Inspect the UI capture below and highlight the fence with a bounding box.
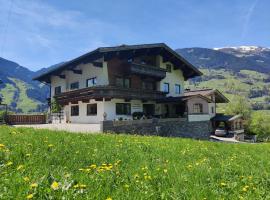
[6,114,46,125]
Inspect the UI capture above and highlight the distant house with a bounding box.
[34,43,239,139]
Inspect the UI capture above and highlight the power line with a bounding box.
[0,0,14,57]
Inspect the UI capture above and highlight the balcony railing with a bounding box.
[54,86,167,104]
[129,62,166,79]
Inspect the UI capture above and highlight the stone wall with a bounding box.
[101,118,213,140]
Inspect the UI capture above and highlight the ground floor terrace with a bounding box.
[51,96,216,124]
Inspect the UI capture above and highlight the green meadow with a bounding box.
[0,126,270,199]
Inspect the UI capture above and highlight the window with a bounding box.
[163,83,170,93]
[193,103,203,113]
[87,104,97,115]
[116,103,131,115]
[86,77,97,87]
[142,81,155,90]
[116,77,130,88]
[166,64,172,72]
[211,106,215,114]
[71,105,79,116]
[70,82,79,90]
[175,84,181,94]
[54,86,61,95]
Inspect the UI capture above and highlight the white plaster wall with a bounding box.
[158,56,185,97]
[51,75,67,96]
[50,61,109,97]
[208,103,216,118]
[65,100,105,124]
[188,114,212,122]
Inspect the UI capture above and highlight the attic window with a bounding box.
[166,64,172,72]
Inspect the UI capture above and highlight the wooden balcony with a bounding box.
[129,62,166,79]
[54,86,167,105]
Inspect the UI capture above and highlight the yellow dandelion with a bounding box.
[6,161,13,166]
[30,183,38,188]
[23,177,30,182]
[48,144,54,147]
[106,198,112,200]
[90,164,97,169]
[26,194,34,199]
[17,165,24,170]
[242,185,249,192]
[0,144,5,148]
[51,181,59,190]
[220,182,227,187]
[163,169,168,173]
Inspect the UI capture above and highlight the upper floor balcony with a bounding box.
[128,62,167,80]
[54,86,167,105]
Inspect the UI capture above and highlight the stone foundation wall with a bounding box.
[101,118,213,140]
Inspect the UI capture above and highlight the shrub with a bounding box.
[247,112,270,142]
[132,112,144,120]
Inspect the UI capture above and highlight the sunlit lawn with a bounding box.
[0,126,270,199]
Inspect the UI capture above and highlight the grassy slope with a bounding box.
[0,126,270,199]
[0,78,40,113]
[10,78,39,113]
[0,83,17,105]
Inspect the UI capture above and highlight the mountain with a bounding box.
[176,46,270,111]
[176,46,270,73]
[0,57,49,113]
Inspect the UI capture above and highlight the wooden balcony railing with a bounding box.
[54,86,167,104]
[129,62,167,79]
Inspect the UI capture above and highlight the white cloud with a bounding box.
[241,0,260,39]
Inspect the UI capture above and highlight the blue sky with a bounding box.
[0,0,269,71]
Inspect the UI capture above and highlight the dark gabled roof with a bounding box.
[33,43,202,83]
[212,114,243,122]
[184,88,229,103]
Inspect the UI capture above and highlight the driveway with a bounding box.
[14,123,101,133]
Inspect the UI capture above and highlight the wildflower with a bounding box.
[6,161,13,166]
[242,185,249,192]
[124,184,129,189]
[106,197,112,200]
[48,144,54,147]
[73,184,86,189]
[220,182,227,187]
[0,144,5,148]
[23,177,30,182]
[163,169,168,173]
[26,154,31,157]
[26,194,34,199]
[51,181,59,190]
[30,183,38,188]
[17,165,24,170]
[90,164,97,169]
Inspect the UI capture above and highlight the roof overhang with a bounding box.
[33,43,202,83]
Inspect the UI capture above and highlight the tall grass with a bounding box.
[0,126,270,199]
